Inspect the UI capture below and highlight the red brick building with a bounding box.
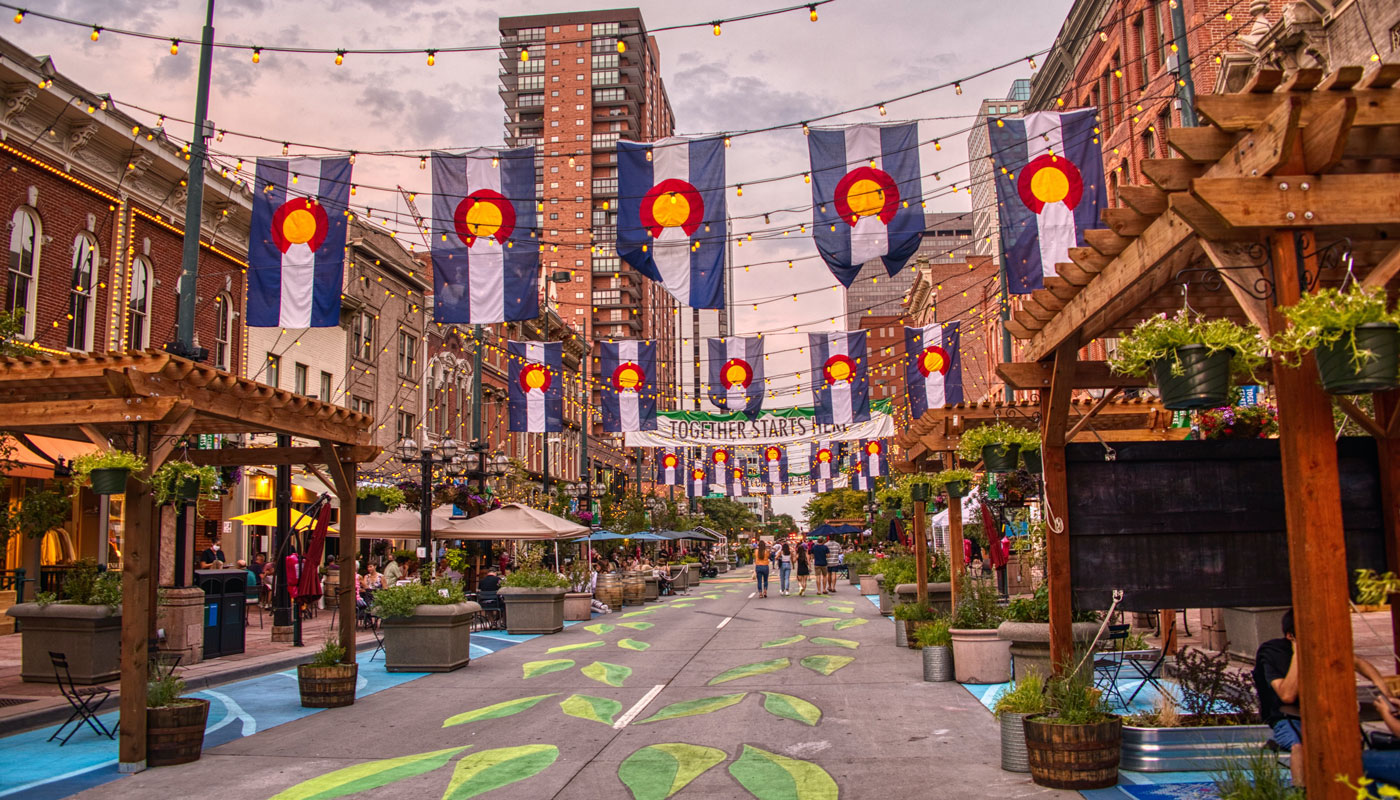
[859,315,906,404]
[906,255,1003,402]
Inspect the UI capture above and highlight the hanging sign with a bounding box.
[625,401,895,448]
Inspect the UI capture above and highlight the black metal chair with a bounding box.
[48,652,114,745]
[1092,624,1132,710]
[477,590,505,630]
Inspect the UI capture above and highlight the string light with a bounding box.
[348,151,357,164]
[335,50,344,65]
[713,22,722,36]
[420,156,427,169]
[89,25,100,41]
[802,123,810,135]
[878,104,886,116]
[617,39,625,54]
[808,4,818,22]
[736,184,743,197]
[169,39,179,55]
[954,82,962,95]
[427,50,437,66]
[281,142,289,156]
[12,10,22,24]
[519,47,528,62]
[251,47,261,63]
[1027,56,1036,69]
[215,129,224,142]
[934,139,941,151]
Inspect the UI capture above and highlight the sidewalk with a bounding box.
[0,604,378,736]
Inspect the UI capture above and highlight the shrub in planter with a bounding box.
[932,468,976,499]
[993,669,1046,773]
[950,580,1010,684]
[893,601,938,648]
[1110,313,1265,410]
[298,637,356,708]
[372,579,478,673]
[151,461,218,505]
[914,617,954,682]
[7,559,122,683]
[500,551,572,635]
[355,485,406,514]
[146,670,209,767]
[958,422,1041,472]
[1271,283,1400,394]
[69,449,147,497]
[1024,670,1121,790]
[844,552,873,585]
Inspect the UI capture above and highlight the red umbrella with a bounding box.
[297,502,332,600]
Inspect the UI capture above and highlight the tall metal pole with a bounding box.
[542,434,551,499]
[999,246,1014,402]
[471,326,483,445]
[172,0,216,357]
[419,454,432,584]
[1169,0,1198,127]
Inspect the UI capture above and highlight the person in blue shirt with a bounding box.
[810,539,830,595]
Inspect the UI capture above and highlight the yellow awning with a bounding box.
[229,507,336,532]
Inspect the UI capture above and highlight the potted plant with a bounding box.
[993,668,1046,773]
[1271,283,1400,394]
[883,550,953,615]
[356,485,406,515]
[1110,313,1265,410]
[932,468,976,499]
[146,668,209,767]
[69,449,147,496]
[151,461,218,505]
[500,544,571,634]
[6,559,120,684]
[949,579,1010,684]
[297,637,356,708]
[997,585,1102,682]
[914,617,954,682]
[1021,441,1042,474]
[371,578,480,672]
[1024,669,1122,790]
[845,551,873,586]
[563,560,594,621]
[958,421,1041,473]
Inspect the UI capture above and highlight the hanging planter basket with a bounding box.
[357,496,389,515]
[88,468,130,496]
[1315,323,1400,395]
[1151,345,1234,410]
[1021,450,1042,474]
[176,477,202,502]
[945,480,970,498]
[982,444,1021,473]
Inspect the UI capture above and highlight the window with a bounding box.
[396,411,416,442]
[1143,128,1156,159]
[294,362,309,395]
[319,371,332,403]
[591,53,619,70]
[516,26,545,41]
[519,93,544,107]
[126,256,151,350]
[518,75,544,90]
[1136,17,1150,87]
[398,331,417,377]
[592,70,619,86]
[68,233,98,351]
[5,207,39,339]
[211,293,233,368]
[1154,1,1171,65]
[350,396,372,416]
[266,353,281,387]
[351,310,373,360]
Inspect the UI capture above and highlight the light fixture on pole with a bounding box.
[397,436,458,584]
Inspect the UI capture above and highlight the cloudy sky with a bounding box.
[11,0,1073,520]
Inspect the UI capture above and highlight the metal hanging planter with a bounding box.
[1151,345,1235,410]
[176,477,202,502]
[1315,323,1400,395]
[1021,449,1042,474]
[88,468,130,496]
[357,496,388,515]
[982,444,1021,473]
[945,480,971,498]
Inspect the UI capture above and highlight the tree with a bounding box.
[0,481,72,555]
[763,514,796,535]
[803,488,867,529]
[0,310,36,357]
[697,498,758,535]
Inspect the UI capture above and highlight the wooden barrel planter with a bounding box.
[1023,715,1122,790]
[298,663,357,708]
[146,698,210,767]
[595,572,623,609]
[623,574,646,606]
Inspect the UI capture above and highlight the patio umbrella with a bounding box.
[626,532,668,541]
[833,524,863,535]
[350,505,458,539]
[296,503,333,600]
[579,530,629,541]
[230,506,336,533]
[806,523,836,539]
[665,530,717,542]
[434,503,590,541]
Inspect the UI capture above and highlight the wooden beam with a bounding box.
[186,445,381,467]
[1042,342,1077,675]
[0,397,179,427]
[77,424,110,451]
[1317,66,1366,92]
[1065,388,1122,442]
[1243,68,1284,93]
[1196,87,1399,131]
[1117,184,1169,216]
[1302,96,1358,174]
[319,442,359,665]
[1031,288,1065,313]
[118,424,153,771]
[149,404,197,473]
[1043,277,1080,302]
[1103,207,1152,237]
[1006,318,1036,340]
[1359,63,1400,90]
[1167,193,1244,241]
[1056,261,1093,287]
[1084,228,1132,257]
[1366,244,1400,290]
[1068,247,1112,271]
[1337,397,1386,439]
[1166,126,1236,162]
[1276,67,1324,93]
[1374,392,1400,672]
[1014,311,1046,332]
[996,360,1147,390]
[1190,174,1400,229]
[1141,158,1205,191]
[1199,239,1273,334]
[1018,296,1055,323]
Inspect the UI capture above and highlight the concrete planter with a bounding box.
[380,602,481,673]
[997,621,1103,682]
[1221,606,1290,662]
[687,563,701,585]
[858,574,880,595]
[1121,720,1272,772]
[6,602,121,684]
[501,587,567,634]
[563,592,593,621]
[894,582,954,616]
[950,627,1012,684]
[877,578,893,616]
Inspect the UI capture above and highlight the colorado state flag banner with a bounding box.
[707,336,763,416]
[809,331,870,425]
[808,122,924,287]
[248,157,352,327]
[430,147,539,323]
[687,464,708,498]
[617,136,726,309]
[762,445,789,494]
[851,461,872,491]
[811,440,842,480]
[508,340,562,433]
[860,439,886,479]
[657,449,683,486]
[725,464,747,497]
[600,340,657,432]
[988,109,1106,293]
[904,323,963,417]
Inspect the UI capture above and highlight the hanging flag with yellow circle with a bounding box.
[809,331,869,425]
[600,339,657,432]
[508,340,562,433]
[707,336,763,417]
[247,157,352,327]
[904,322,963,418]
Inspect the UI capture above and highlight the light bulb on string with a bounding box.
[281,142,289,155]
[954,82,962,95]
[252,47,261,63]
[617,39,625,53]
[427,50,437,66]
[348,151,357,165]
[89,26,101,41]
[420,156,427,169]
[170,39,180,55]
[335,50,344,65]
[878,104,887,116]
[12,11,22,23]
[809,4,818,21]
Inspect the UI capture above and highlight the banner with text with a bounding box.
[624,401,896,449]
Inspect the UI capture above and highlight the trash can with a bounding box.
[195,569,248,658]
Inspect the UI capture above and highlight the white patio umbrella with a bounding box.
[434,503,590,541]
[350,504,461,539]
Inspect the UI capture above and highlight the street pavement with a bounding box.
[63,570,1079,799]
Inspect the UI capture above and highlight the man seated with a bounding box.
[477,569,502,593]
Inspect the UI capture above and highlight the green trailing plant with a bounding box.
[356,485,407,511]
[993,669,1047,718]
[1039,666,1114,725]
[930,468,976,489]
[1005,584,1099,624]
[1271,284,1399,368]
[1215,746,1302,799]
[913,617,952,647]
[57,559,122,608]
[309,637,347,668]
[370,578,465,619]
[147,669,195,708]
[151,461,218,505]
[1110,313,1266,380]
[892,601,938,621]
[950,579,1005,630]
[68,449,147,497]
[957,421,1041,463]
[1354,568,1400,606]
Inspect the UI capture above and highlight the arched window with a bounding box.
[6,207,40,339]
[126,257,151,350]
[68,233,98,351]
[214,293,232,370]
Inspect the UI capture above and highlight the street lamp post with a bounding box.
[397,436,459,584]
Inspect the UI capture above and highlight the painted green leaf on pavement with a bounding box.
[622,609,655,618]
[760,692,822,726]
[560,693,622,725]
[581,661,632,687]
[707,658,790,685]
[618,743,727,800]
[797,617,840,627]
[827,606,854,613]
[760,635,805,648]
[618,638,651,651]
[728,744,838,800]
[547,640,605,654]
[809,637,859,650]
[442,744,559,800]
[269,746,468,800]
[670,602,694,608]
[799,655,854,676]
[804,599,825,605]
[584,623,615,635]
[636,693,746,724]
[832,618,869,630]
[618,621,654,631]
[522,659,574,679]
[442,694,556,728]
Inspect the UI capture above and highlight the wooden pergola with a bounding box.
[996,64,1400,796]
[0,351,378,772]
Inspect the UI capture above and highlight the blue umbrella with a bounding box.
[627,532,669,541]
[580,530,628,541]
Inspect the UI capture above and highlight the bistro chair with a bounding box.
[48,652,114,746]
[1092,624,1132,710]
[245,583,263,629]
[476,590,505,630]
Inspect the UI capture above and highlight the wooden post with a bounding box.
[1043,342,1077,674]
[913,496,928,608]
[948,494,965,611]
[1269,227,1362,795]
[1374,391,1400,673]
[319,443,359,665]
[118,424,154,772]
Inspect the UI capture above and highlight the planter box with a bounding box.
[894,582,953,616]
[564,592,593,621]
[1121,721,1272,772]
[298,663,357,708]
[501,587,567,634]
[950,627,1012,684]
[858,574,880,595]
[380,602,481,673]
[687,564,701,585]
[6,602,121,684]
[1221,606,1290,662]
[997,621,1102,682]
[643,576,659,601]
[147,698,210,767]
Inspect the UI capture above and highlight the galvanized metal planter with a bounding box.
[1000,712,1031,773]
[923,645,953,681]
[893,619,906,648]
[1120,722,1272,772]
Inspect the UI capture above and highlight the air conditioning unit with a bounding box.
[1166,52,1180,73]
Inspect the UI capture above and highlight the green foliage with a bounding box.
[59,559,122,607]
[1214,746,1302,799]
[950,579,1004,630]
[0,308,36,356]
[371,578,465,619]
[68,449,147,497]
[1041,666,1114,725]
[34,590,56,607]
[502,542,570,589]
[892,602,937,621]
[151,461,219,505]
[1110,313,1266,380]
[697,497,758,534]
[994,669,1047,718]
[957,421,1042,463]
[1006,584,1099,624]
[930,468,975,488]
[147,670,188,708]
[309,637,346,667]
[0,483,72,554]
[1354,569,1400,606]
[1174,646,1258,719]
[879,548,949,592]
[913,617,952,647]
[762,513,797,535]
[802,488,866,529]
[1271,284,1399,367]
[844,551,874,577]
[357,485,407,510]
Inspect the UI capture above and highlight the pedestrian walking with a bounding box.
[795,545,810,596]
[754,541,770,598]
[811,537,830,594]
[778,542,793,596]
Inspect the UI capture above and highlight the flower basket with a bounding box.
[1151,345,1234,410]
[982,444,1021,473]
[1021,449,1042,474]
[357,496,388,515]
[945,480,970,498]
[176,477,202,502]
[1315,322,1400,394]
[88,468,130,496]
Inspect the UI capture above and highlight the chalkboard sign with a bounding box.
[1066,437,1385,611]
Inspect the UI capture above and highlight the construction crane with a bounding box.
[397,185,432,251]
